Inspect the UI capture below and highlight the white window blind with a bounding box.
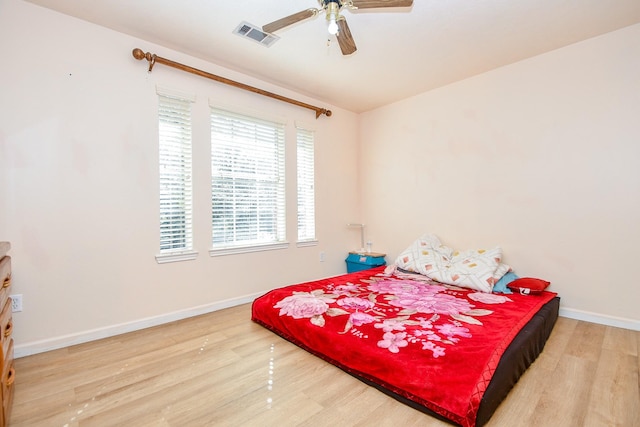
[297,127,316,243]
[210,108,286,251]
[158,93,194,256]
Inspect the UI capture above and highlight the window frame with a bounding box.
[155,87,198,264]
[208,105,288,256]
[296,125,317,247]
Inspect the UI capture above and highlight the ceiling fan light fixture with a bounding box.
[326,1,341,35]
[328,16,339,34]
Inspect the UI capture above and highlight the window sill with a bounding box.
[155,250,199,264]
[209,242,289,257]
[296,239,318,248]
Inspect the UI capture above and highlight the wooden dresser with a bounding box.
[0,242,14,427]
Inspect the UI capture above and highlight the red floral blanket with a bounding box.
[252,267,557,427]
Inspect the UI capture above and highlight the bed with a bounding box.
[252,236,559,427]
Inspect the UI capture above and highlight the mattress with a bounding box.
[252,266,559,426]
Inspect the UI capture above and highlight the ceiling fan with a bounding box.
[262,0,414,55]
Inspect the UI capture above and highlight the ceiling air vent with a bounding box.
[233,22,279,47]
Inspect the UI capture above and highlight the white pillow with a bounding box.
[395,234,509,293]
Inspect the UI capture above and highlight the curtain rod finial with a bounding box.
[132,48,146,60]
[316,109,332,118]
[132,48,156,72]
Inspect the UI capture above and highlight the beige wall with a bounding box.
[0,1,362,355]
[2,1,638,356]
[359,24,640,326]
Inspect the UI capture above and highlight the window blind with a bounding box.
[158,94,194,254]
[210,108,286,249]
[297,128,316,242]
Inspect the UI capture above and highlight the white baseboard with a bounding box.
[559,307,640,331]
[15,296,639,358]
[14,292,264,358]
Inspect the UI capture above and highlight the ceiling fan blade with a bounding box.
[263,8,318,33]
[350,0,413,8]
[336,18,357,55]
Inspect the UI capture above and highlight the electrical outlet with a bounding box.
[10,294,23,312]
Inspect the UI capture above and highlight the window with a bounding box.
[296,126,316,244]
[156,90,197,263]
[210,108,286,254]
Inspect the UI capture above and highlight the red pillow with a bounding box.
[507,277,550,295]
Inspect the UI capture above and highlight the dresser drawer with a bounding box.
[0,257,10,312]
[0,301,11,365]
[1,339,14,426]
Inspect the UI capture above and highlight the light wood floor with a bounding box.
[9,304,640,427]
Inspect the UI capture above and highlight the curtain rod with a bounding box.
[132,48,331,119]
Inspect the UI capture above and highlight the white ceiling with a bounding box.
[24,0,640,113]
